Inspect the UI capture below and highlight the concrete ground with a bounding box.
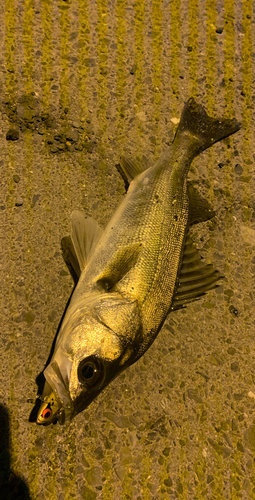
[0,0,255,499]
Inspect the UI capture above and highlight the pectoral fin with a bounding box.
[171,234,222,310]
[96,242,143,290]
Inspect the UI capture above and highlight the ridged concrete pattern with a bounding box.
[0,1,255,499]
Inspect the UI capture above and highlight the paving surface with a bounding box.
[0,0,255,499]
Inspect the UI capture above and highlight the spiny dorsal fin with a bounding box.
[171,233,222,310]
[96,242,143,290]
[71,211,103,272]
[188,183,215,225]
[119,156,149,185]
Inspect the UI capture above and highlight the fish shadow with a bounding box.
[29,237,78,423]
[0,404,31,499]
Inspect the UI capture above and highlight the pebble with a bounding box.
[31,194,40,208]
[234,163,243,175]
[240,225,255,246]
[170,117,180,125]
[15,197,23,207]
[66,129,79,142]
[6,128,19,141]
[136,111,147,122]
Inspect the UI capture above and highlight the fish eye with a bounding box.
[78,356,103,387]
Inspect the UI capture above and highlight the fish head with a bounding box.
[37,294,141,425]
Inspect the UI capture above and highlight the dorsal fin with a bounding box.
[171,233,222,310]
[71,211,103,272]
[118,156,149,187]
[188,183,215,225]
[96,242,143,290]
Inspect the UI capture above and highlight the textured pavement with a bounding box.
[0,0,255,499]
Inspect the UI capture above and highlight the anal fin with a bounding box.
[171,233,222,311]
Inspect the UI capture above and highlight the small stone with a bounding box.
[13,174,20,183]
[229,305,238,316]
[162,447,170,457]
[227,346,236,355]
[231,362,239,372]
[31,194,40,208]
[237,441,244,452]
[233,392,245,401]
[66,129,79,142]
[240,225,255,246]
[54,133,66,143]
[170,117,180,125]
[136,111,147,122]
[164,477,173,487]
[94,446,104,460]
[216,27,223,34]
[35,438,43,449]
[207,475,214,484]
[80,486,96,500]
[15,197,23,207]
[235,163,243,175]
[187,388,203,403]
[83,141,94,153]
[48,310,58,322]
[6,128,19,141]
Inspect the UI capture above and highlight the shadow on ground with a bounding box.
[0,404,31,500]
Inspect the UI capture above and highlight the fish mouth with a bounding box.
[42,356,74,425]
[36,390,63,426]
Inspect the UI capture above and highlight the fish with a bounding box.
[36,98,240,425]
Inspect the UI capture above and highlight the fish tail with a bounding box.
[175,98,240,153]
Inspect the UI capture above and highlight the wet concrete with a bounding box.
[0,0,255,498]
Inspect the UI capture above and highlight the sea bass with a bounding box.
[36,98,240,425]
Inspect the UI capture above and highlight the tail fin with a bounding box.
[174,98,240,152]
